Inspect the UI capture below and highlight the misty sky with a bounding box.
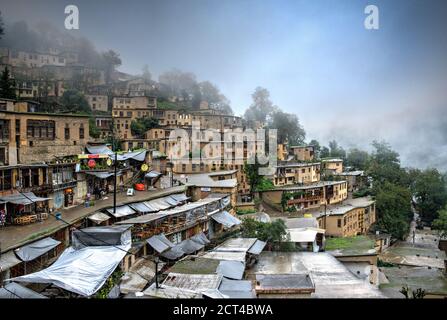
[1,0,447,171]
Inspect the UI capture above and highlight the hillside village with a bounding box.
[0,20,447,299]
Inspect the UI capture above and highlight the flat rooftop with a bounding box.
[271,180,347,191]
[247,251,385,298]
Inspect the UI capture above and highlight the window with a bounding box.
[79,124,85,139]
[26,120,55,140]
[65,124,70,140]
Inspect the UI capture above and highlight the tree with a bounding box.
[102,50,121,84]
[268,110,305,145]
[433,205,447,239]
[328,140,346,159]
[241,218,288,244]
[199,81,233,115]
[320,146,330,158]
[244,87,275,124]
[130,117,158,138]
[346,148,370,170]
[368,140,408,188]
[0,67,16,99]
[308,139,321,157]
[89,118,100,139]
[60,89,91,114]
[375,181,412,240]
[412,169,447,223]
[0,11,4,39]
[244,161,262,197]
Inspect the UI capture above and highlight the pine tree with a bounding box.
[0,67,16,100]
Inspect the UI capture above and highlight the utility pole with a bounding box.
[111,120,118,214]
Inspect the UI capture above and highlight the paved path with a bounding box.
[0,186,186,253]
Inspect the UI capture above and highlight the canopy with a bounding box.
[128,202,157,213]
[116,213,167,225]
[248,240,267,255]
[146,234,174,253]
[88,212,111,224]
[145,171,162,179]
[72,225,132,249]
[116,150,147,162]
[86,144,113,155]
[216,260,245,280]
[85,172,116,179]
[210,211,242,228]
[190,232,210,246]
[0,282,47,299]
[0,250,21,271]
[15,237,61,262]
[145,198,173,211]
[160,246,184,260]
[106,205,136,218]
[175,239,204,254]
[11,245,129,297]
[0,192,51,205]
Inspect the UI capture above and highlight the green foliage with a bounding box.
[244,87,275,124]
[60,89,91,114]
[281,191,304,211]
[411,169,447,223]
[0,67,16,99]
[346,148,370,170]
[328,140,346,159]
[256,177,275,191]
[375,182,412,240]
[353,188,372,198]
[241,218,288,243]
[236,209,257,215]
[89,118,100,138]
[130,117,159,138]
[400,285,426,299]
[433,205,447,238]
[320,146,330,158]
[268,110,306,145]
[95,268,123,299]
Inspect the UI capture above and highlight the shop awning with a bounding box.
[11,245,129,297]
[0,192,51,205]
[88,212,111,224]
[15,237,61,262]
[145,171,162,179]
[145,198,173,211]
[72,225,132,249]
[106,205,136,218]
[0,282,47,299]
[146,234,174,253]
[247,240,267,255]
[128,202,158,213]
[0,250,21,271]
[176,239,204,254]
[210,211,242,229]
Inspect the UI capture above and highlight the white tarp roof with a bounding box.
[15,237,61,262]
[88,212,111,224]
[116,150,147,162]
[0,282,47,299]
[287,228,318,243]
[210,211,241,228]
[0,250,21,270]
[11,245,129,297]
[145,171,162,179]
[106,205,136,218]
[218,278,255,298]
[86,144,113,155]
[0,192,51,205]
